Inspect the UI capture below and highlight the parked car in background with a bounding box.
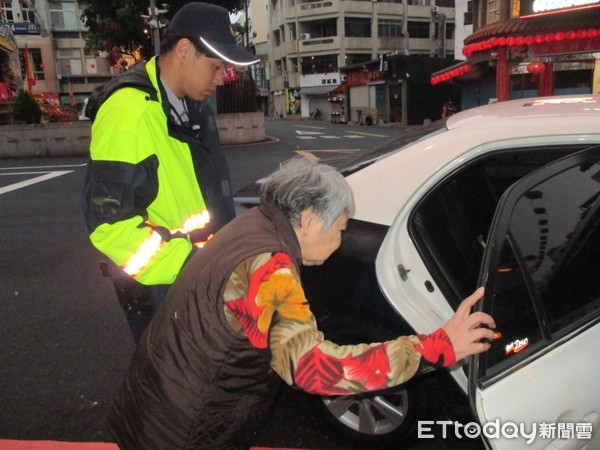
[235,94,600,449]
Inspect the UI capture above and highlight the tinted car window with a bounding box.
[479,148,600,380]
[409,145,589,309]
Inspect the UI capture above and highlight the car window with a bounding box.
[477,147,600,381]
[409,145,589,310]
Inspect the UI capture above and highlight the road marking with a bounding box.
[342,135,366,139]
[296,125,327,130]
[295,130,324,135]
[347,130,389,138]
[0,163,86,171]
[0,170,73,195]
[297,136,317,140]
[295,149,360,161]
[320,136,341,139]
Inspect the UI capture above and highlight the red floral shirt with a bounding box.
[224,252,455,395]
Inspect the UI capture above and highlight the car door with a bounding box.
[469,146,600,450]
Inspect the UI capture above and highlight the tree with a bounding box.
[82,0,248,62]
[12,89,42,124]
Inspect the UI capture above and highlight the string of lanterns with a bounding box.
[430,27,600,85]
[431,63,472,85]
[462,28,600,58]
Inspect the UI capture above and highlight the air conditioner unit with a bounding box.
[432,5,439,12]
[300,33,311,40]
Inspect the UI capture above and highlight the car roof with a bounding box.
[346,94,600,225]
[447,95,600,130]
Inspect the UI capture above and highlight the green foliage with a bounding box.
[12,89,42,124]
[82,0,248,61]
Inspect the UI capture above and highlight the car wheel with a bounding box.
[315,315,442,446]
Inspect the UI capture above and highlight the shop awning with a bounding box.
[299,85,338,96]
[0,36,15,53]
[430,61,472,85]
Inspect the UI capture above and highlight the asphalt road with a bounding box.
[0,119,481,449]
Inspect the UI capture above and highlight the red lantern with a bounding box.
[90,63,96,69]
[527,61,545,74]
[120,59,128,68]
[40,63,45,69]
[66,63,71,68]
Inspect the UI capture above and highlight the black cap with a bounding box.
[165,2,259,66]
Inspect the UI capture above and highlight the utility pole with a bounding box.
[149,0,160,55]
[142,0,168,55]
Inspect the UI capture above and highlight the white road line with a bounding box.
[0,171,73,195]
[0,163,86,171]
[320,136,341,139]
[297,136,317,140]
[343,135,366,139]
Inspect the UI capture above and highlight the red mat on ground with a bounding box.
[0,442,118,450]
[0,442,304,450]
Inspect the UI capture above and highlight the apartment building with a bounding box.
[265,0,457,122]
[1,0,113,107]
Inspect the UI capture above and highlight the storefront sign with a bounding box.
[347,68,382,86]
[520,0,600,17]
[7,22,41,35]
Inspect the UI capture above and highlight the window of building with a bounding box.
[486,0,501,23]
[289,22,296,41]
[302,54,337,74]
[20,0,36,22]
[279,25,285,42]
[19,47,45,81]
[407,20,430,38]
[48,1,85,31]
[273,28,281,46]
[378,19,402,38]
[57,48,83,75]
[1,1,15,21]
[345,17,371,37]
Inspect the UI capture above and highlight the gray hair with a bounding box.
[260,157,355,230]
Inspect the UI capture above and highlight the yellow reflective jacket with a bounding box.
[82,57,235,285]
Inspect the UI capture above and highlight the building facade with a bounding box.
[266,0,458,123]
[1,0,114,109]
[432,0,600,107]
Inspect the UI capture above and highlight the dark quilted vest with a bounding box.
[109,203,302,449]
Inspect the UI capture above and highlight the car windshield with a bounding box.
[337,120,447,176]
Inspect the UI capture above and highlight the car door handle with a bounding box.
[544,411,599,450]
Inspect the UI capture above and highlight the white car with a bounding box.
[236,94,600,449]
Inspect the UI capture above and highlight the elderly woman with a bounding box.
[109,157,495,449]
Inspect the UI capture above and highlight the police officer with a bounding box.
[82,2,258,342]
